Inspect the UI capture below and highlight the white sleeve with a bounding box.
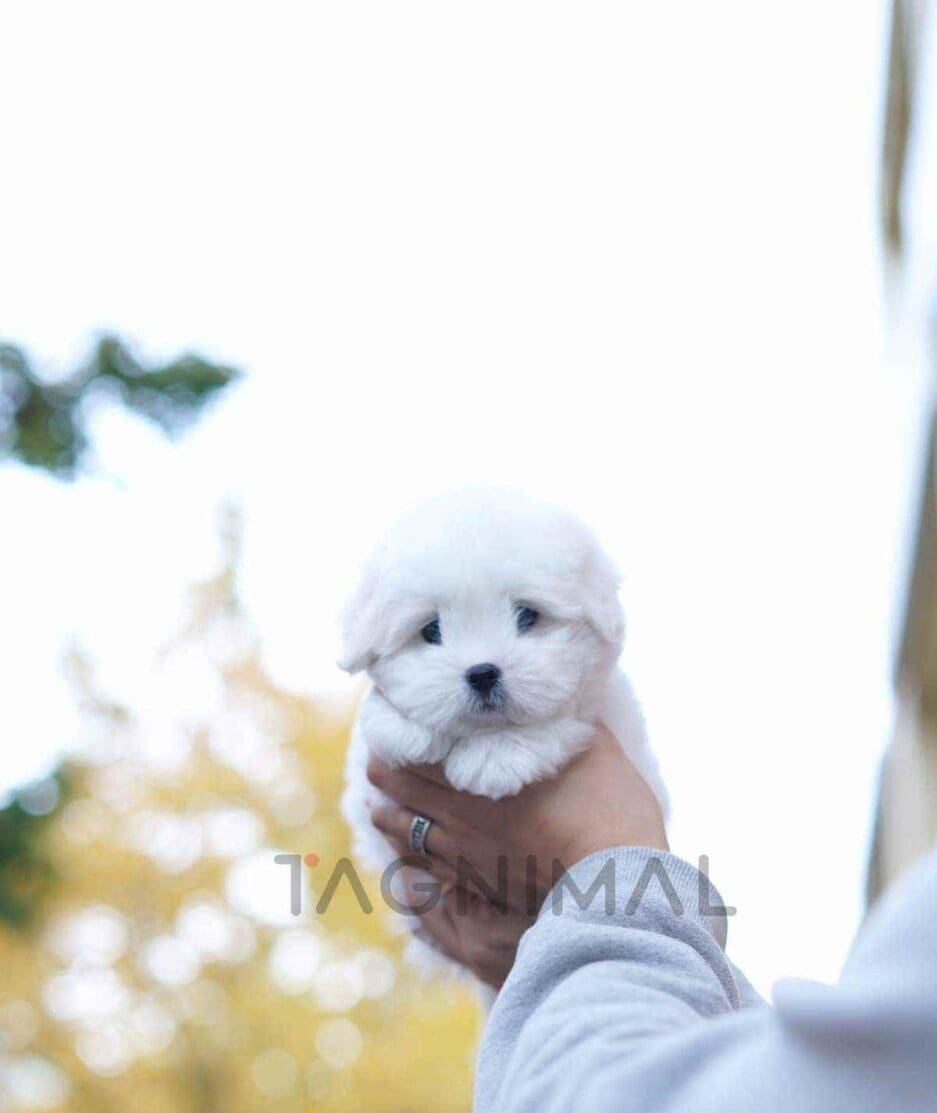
[475,845,937,1113]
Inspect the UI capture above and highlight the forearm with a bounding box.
[475,847,747,1111]
[476,847,937,1113]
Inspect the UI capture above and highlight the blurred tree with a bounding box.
[0,773,69,930]
[0,336,238,478]
[0,513,479,1112]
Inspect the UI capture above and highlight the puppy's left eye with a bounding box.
[421,617,442,645]
[515,605,540,634]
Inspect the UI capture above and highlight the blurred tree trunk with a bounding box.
[869,0,937,904]
[882,0,914,256]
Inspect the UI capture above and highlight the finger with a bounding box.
[411,899,462,961]
[372,805,507,898]
[365,753,451,789]
[370,803,454,863]
[367,758,460,819]
[370,803,428,847]
[406,762,452,787]
[411,924,458,962]
[380,837,459,886]
[396,845,459,887]
[390,850,436,873]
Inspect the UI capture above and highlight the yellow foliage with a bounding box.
[0,521,480,1111]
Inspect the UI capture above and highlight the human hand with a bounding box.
[369,725,668,987]
[405,883,535,990]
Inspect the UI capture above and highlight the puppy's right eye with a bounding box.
[420,618,442,645]
[515,605,540,633]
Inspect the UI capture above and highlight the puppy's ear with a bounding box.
[580,545,626,648]
[338,558,385,675]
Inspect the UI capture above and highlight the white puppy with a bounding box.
[339,488,667,965]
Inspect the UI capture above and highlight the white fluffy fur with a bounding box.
[339,488,667,972]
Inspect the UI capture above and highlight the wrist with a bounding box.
[560,807,668,871]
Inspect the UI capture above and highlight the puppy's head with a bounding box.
[339,488,624,731]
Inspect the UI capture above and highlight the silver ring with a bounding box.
[408,814,433,856]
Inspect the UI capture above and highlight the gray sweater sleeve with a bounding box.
[474,845,937,1113]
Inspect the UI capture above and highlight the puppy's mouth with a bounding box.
[466,688,508,719]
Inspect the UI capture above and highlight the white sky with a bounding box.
[1,1,933,996]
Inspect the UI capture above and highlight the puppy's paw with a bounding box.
[443,720,594,800]
[446,760,528,800]
[360,689,449,766]
[443,736,534,799]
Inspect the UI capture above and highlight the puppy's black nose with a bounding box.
[466,663,501,696]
